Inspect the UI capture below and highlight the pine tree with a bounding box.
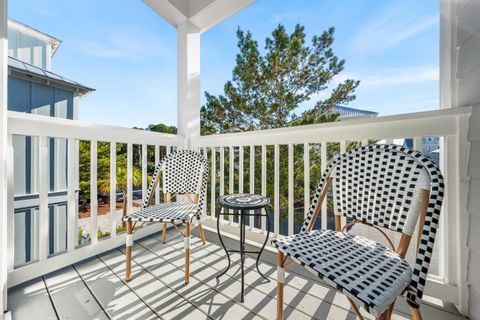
[201,24,359,135]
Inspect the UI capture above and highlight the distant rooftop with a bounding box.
[332,106,379,120]
[8,19,62,56]
[8,56,94,96]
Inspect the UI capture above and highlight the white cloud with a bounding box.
[331,66,438,88]
[76,27,172,61]
[361,66,439,87]
[350,5,437,54]
[270,11,302,23]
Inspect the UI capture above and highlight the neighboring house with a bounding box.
[331,106,378,121]
[403,137,440,165]
[7,19,94,266]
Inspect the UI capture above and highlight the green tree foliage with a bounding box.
[78,141,143,212]
[99,166,142,220]
[201,24,359,134]
[146,123,177,134]
[199,24,361,232]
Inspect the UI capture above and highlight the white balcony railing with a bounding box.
[191,107,471,305]
[5,107,471,308]
[6,111,183,286]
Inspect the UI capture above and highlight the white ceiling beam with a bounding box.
[144,0,256,33]
[189,0,255,33]
[142,0,187,28]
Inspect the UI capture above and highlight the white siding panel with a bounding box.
[468,177,480,215]
[456,0,480,47]
[468,107,480,142]
[457,64,480,107]
[468,214,480,256]
[456,0,480,316]
[457,33,480,79]
[469,285,480,320]
[468,250,480,289]
[468,141,480,178]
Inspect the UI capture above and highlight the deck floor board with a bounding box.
[43,265,109,320]
[8,228,467,320]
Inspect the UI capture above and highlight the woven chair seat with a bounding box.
[273,229,412,316]
[123,202,198,223]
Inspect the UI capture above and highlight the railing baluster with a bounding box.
[154,145,160,205]
[239,146,244,194]
[203,147,208,216]
[261,145,267,232]
[219,147,224,222]
[142,144,147,203]
[249,145,255,230]
[67,138,76,251]
[90,140,98,244]
[229,146,234,223]
[127,143,133,214]
[38,136,49,260]
[320,142,327,229]
[274,144,280,236]
[211,147,216,218]
[339,140,346,226]
[75,140,80,244]
[288,143,294,235]
[413,137,421,151]
[361,139,369,238]
[303,143,310,219]
[412,136,422,257]
[6,134,15,270]
[110,142,117,238]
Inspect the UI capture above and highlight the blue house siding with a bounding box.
[8,76,74,117]
[9,74,75,266]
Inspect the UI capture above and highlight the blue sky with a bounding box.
[9,0,439,128]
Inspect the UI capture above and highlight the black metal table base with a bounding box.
[216,208,271,303]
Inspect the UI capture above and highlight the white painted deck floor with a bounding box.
[8,227,466,320]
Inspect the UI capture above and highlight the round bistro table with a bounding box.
[215,193,271,303]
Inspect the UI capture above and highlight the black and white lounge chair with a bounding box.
[274,144,444,320]
[123,150,208,284]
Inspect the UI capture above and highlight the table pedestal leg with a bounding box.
[256,207,271,281]
[216,207,231,279]
[240,210,245,302]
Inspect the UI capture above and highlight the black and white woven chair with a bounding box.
[123,150,208,284]
[273,144,444,320]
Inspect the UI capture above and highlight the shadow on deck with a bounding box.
[8,227,466,320]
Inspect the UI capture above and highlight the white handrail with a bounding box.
[7,111,183,145]
[192,108,471,147]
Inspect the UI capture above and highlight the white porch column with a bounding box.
[0,0,8,317]
[177,21,200,146]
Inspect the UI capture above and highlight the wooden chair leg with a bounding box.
[277,251,285,320]
[162,223,167,244]
[198,222,207,245]
[347,297,364,320]
[410,305,422,320]
[387,300,395,319]
[184,221,191,284]
[125,221,133,281]
[377,310,389,320]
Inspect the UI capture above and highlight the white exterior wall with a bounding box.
[452,0,480,318]
[0,0,7,317]
[7,28,49,70]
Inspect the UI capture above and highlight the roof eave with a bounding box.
[8,65,95,96]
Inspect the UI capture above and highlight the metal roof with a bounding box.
[332,106,379,120]
[8,56,94,95]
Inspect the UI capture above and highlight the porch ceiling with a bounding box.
[143,0,256,32]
